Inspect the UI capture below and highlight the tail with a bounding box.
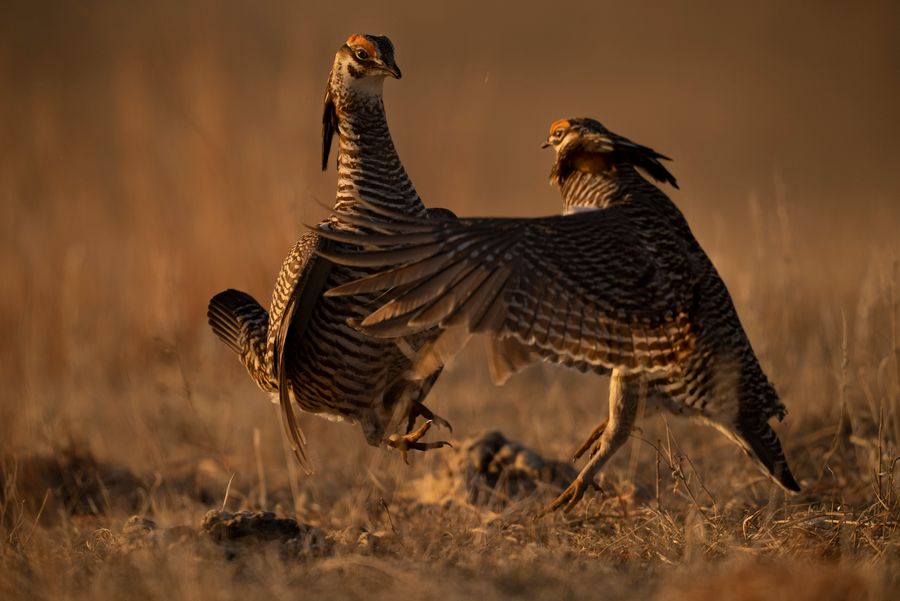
[738,419,801,492]
[207,289,269,358]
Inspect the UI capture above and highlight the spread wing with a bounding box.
[314,202,696,378]
[275,233,334,475]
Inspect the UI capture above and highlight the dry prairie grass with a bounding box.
[2,2,899,600]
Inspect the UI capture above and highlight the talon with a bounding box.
[572,418,608,462]
[384,420,452,464]
[540,477,593,516]
[407,402,453,434]
[431,413,453,433]
[405,418,432,443]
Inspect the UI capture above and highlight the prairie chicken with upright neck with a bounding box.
[316,117,800,511]
[207,34,453,474]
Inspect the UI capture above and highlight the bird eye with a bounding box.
[553,128,565,138]
[354,48,369,60]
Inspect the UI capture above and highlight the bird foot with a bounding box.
[384,420,452,464]
[540,475,600,516]
[428,412,452,432]
[406,402,453,434]
[572,418,608,462]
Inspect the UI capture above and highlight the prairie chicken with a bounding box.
[315,117,800,511]
[207,34,453,474]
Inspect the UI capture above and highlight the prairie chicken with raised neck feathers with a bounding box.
[315,117,800,511]
[207,34,454,474]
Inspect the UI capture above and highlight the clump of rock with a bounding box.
[408,431,578,508]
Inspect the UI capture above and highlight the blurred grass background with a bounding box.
[1,1,899,599]
[2,0,898,464]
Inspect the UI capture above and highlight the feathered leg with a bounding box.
[403,369,452,434]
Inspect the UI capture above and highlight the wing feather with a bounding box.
[275,235,334,475]
[317,206,696,373]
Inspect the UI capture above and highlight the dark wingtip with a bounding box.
[777,465,802,493]
[321,129,332,172]
[322,89,337,172]
[740,419,801,493]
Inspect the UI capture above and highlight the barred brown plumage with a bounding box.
[207,34,453,474]
[316,117,800,511]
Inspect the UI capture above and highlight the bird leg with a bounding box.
[405,401,453,435]
[383,420,451,464]
[543,371,642,515]
[572,418,608,462]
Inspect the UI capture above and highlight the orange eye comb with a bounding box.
[346,34,377,57]
[548,119,571,135]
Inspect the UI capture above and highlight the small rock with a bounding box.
[83,528,123,559]
[123,515,157,538]
[199,510,330,558]
[454,431,578,507]
[329,526,384,555]
[201,510,299,542]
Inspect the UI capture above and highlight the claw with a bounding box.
[540,476,594,516]
[430,413,453,432]
[384,420,452,464]
[406,402,453,434]
[572,418,608,462]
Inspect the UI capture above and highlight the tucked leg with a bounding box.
[544,370,643,514]
[395,368,452,435]
[405,400,453,435]
[384,420,452,464]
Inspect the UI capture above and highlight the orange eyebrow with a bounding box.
[549,119,571,135]
[346,34,378,57]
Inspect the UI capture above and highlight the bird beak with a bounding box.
[380,60,402,79]
[541,141,552,149]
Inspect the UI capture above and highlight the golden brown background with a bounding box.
[2,2,899,599]
[3,0,899,371]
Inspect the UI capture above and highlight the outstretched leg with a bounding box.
[571,379,673,462]
[544,370,643,514]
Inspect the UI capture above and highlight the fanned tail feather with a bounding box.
[207,289,268,356]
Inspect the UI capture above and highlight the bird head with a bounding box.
[330,34,402,95]
[543,117,677,189]
[542,118,609,152]
[543,118,611,184]
[322,34,402,170]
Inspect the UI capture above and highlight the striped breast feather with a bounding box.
[312,200,697,376]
